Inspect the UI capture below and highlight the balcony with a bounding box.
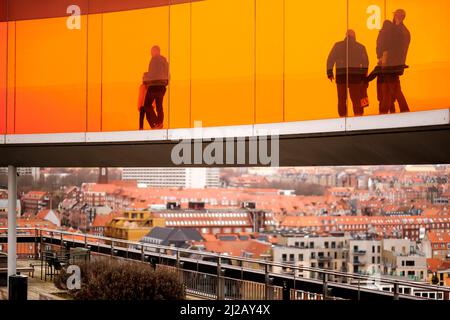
[317,256,332,262]
[353,250,366,255]
[353,260,366,266]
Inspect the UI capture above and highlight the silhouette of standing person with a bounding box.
[327,30,369,117]
[367,20,396,113]
[140,45,169,130]
[379,9,411,114]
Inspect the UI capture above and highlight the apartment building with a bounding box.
[421,231,450,260]
[151,202,275,234]
[382,239,427,281]
[121,168,220,189]
[273,235,426,281]
[273,235,349,278]
[104,210,166,245]
[347,239,382,275]
[21,191,50,214]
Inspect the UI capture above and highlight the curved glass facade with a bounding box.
[1,0,449,134]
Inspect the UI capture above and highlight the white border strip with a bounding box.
[254,118,345,136]
[86,129,167,143]
[5,132,86,144]
[3,109,449,144]
[168,125,254,140]
[346,109,450,131]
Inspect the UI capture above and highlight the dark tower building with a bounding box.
[98,167,109,184]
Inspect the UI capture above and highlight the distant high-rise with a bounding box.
[121,168,220,188]
[98,167,109,184]
[0,167,40,181]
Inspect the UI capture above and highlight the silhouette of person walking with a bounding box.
[138,45,169,130]
[373,9,411,114]
[327,30,369,117]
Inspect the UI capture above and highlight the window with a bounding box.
[310,242,314,249]
[405,260,415,267]
[299,254,304,262]
[372,257,375,264]
[377,246,381,253]
[311,252,316,259]
[289,254,295,261]
[282,254,287,261]
[324,242,329,249]
[372,246,375,253]
[331,242,336,249]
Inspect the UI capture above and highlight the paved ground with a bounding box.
[0,260,64,300]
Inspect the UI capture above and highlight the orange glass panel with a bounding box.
[384,0,450,112]
[86,13,103,132]
[285,0,347,121]
[190,0,254,128]
[5,21,15,134]
[169,2,191,129]
[101,7,169,132]
[255,0,284,124]
[0,22,6,134]
[14,16,87,134]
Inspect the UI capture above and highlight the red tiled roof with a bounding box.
[36,209,51,220]
[427,230,450,243]
[92,214,114,228]
[199,240,271,259]
[427,258,450,272]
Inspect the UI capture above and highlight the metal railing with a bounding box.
[1,227,450,300]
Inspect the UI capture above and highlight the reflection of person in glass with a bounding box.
[375,9,410,114]
[367,20,396,113]
[327,30,369,117]
[139,45,169,130]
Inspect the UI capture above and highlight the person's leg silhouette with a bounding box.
[337,83,348,117]
[144,86,158,128]
[393,76,409,112]
[154,86,167,128]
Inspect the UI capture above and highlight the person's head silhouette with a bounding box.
[346,29,356,41]
[393,9,406,25]
[151,45,161,57]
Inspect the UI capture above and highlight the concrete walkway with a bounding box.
[0,260,64,300]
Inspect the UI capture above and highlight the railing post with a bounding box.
[265,264,274,300]
[282,281,290,301]
[393,281,399,300]
[141,246,144,262]
[357,278,361,301]
[111,241,114,257]
[7,165,17,295]
[216,255,224,300]
[34,228,39,260]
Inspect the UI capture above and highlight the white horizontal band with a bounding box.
[1,109,449,145]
